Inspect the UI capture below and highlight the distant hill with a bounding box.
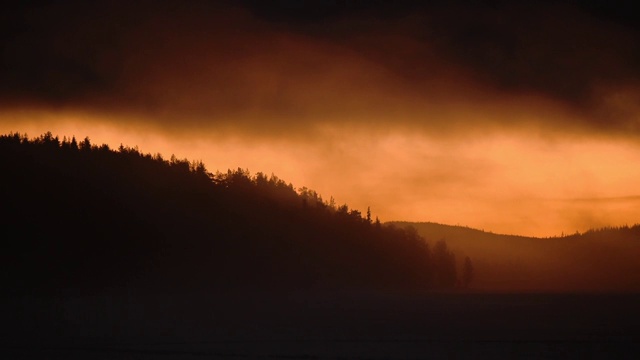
[390,221,640,292]
[0,132,459,295]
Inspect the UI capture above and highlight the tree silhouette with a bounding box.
[432,239,457,288]
[462,256,474,288]
[0,131,464,295]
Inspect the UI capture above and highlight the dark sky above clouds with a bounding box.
[2,0,639,136]
[2,0,640,236]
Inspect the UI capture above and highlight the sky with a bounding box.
[1,0,639,237]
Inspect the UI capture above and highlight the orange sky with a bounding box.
[1,1,639,237]
[3,107,639,237]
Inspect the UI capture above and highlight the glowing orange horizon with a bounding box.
[3,108,639,238]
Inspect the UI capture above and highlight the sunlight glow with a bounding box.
[3,108,639,237]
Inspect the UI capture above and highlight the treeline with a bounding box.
[0,132,461,295]
[399,221,640,292]
[558,225,640,241]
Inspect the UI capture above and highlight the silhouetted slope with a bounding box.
[0,132,458,295]
[392,221,640,292]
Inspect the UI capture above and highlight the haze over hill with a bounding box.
[3,131,638,295]
[392,221,640,292]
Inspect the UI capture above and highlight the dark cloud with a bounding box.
[426,2,640,102]
[2,0,639,137]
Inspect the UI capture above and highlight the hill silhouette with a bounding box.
[391,221,640,292]
[3,132,640,358]
[0,132,459,295]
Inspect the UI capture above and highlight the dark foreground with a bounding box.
[2,292,639,359]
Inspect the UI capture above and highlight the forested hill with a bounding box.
[392,221,640,292]
[0,132,459,295]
